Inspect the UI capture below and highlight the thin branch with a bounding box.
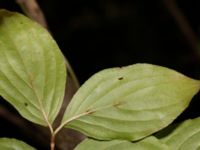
[163,0,198,51]
[65,58,80,89]
[16,0,48,28]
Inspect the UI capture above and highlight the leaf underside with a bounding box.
[75,136,169,150]
[158,117,200,150]
[0,138,36,150]
[62,63,200,141]
[0,9,66,126]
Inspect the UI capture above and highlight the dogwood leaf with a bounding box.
[159,117,200,150]
[75,136,169,150]
[0,10,66,126]
[0,138,36,150]
[61,63,200,140]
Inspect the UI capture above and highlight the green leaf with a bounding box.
[0,10,66,126]
[0,138,36,150]
[75,136,169,150]
[62,63,200,140]
[158,117,200,150]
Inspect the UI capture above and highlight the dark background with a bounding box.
[1,0,200,82]
[1,0,200,149]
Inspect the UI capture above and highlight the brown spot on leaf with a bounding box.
[113,101,124,107]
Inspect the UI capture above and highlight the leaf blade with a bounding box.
[0,138,36,150]
[75,136,169,150]
[0,9,66,126]
[62,63,200,140]
[158,117,200,150]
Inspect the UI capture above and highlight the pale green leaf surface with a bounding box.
[159,117,200,150]
[0,10,66,126]
[0,138,36,150]
[75,136,169,150]
[62,63,200,140]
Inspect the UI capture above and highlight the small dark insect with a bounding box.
[24,102,28,107]
[118,77,124,80]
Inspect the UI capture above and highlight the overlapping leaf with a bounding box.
[0,138,36,150]
[158,117,200,150]
[62,63,200,140]
[75,136,169,150]
[0,10,66,126]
